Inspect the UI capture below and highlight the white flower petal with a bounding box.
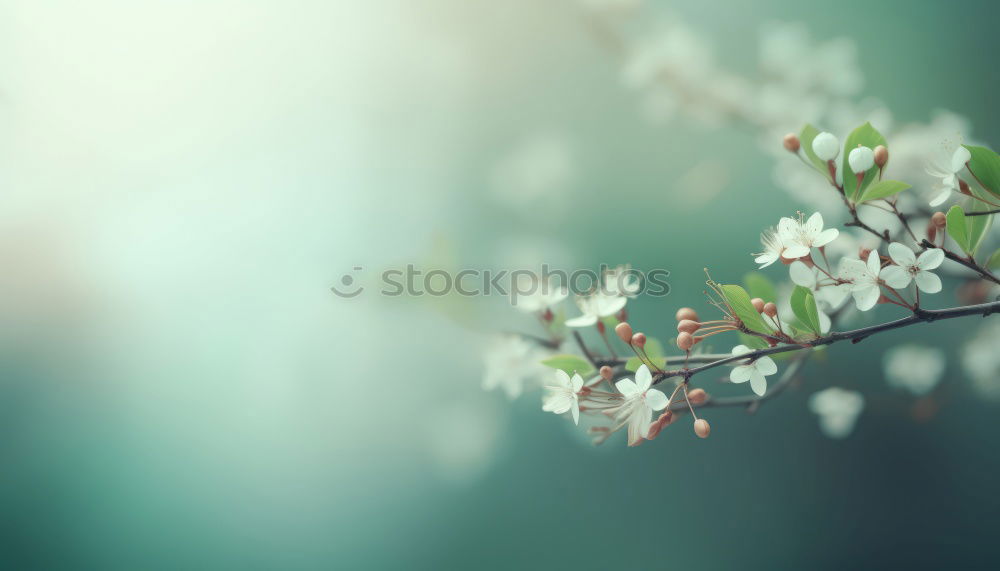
[880,265,911,289]
[783,244,810,259]
[730,365,752,383]
[750,373,767,396]
[645,388,669,411]
[616,378,639,397]
[887,242,916,266]
[731,345,751,356]
[914,270,942,294]
[789,261,816,288]
[635,365,652,391]
[929,188,951,207]
[917,248,945,270]
[951,146,971,171]
[814,228,840,247]
[755,356,778,376]
[854,285,880,311]
[555,369,571,388]
[571,402,580,425]
[571,373,584,392]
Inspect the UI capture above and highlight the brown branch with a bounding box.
[919,240,1000,285]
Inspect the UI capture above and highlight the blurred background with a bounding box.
[2,0,999,568]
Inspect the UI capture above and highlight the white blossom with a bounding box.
[542,370,584,424]
[926,145,971,207]
[880,243,944,294]
[777,212,839,259]
[753,228,787,268]
[512,275,569,313]
[812,132,840,161]
[809,387,864,438]
[841,250,882,311]
[603,265,641,298]
[565,292,627,328]
[729,345,778,396]
[482,336,549,399]
[883,345,945,396]
[848,145,875,173]
[610,365,669,446]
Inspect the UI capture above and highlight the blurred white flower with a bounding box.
[842,250,882,311]
[542,370,584,425]
[729,345,778,396]
[778,212,839,258]
[603,265,641,298]
[611,365,669,446]
[962,319,1000,401]
[880,243,944,294]
[926,144,971,206]
[883,345,945,396]
[512,274,568,313]
[482,335,549,399]
[809,387,864,438]
[565,292,627,328]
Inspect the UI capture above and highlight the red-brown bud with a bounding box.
[783,133,801,153]
[631,333,646,348]
[676,332,694,351]
[599,365,614,380]
[931,211,947,229]
[615,322,634,344]
[750,298,765,313]
[859,247,872,260]
[693,418,711,439]
[688,388,708,405]
[873,145,889,168]
[675,307,699,322]
[763,302,777,317]
[926,220,937,243]
[677,319,700,334]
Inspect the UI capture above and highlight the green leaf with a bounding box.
[946,205,971,255]
[800,124,832,180]
[743,271,777,304]
[964,145,1000,198]
[967,208,993,258]
[988,248,1000,270]
[842,122,887,201]
[738,332,769,350]
[720,284,771,335]
[541,354,593,376]
[857,180,911,203]
[790,286,821,335]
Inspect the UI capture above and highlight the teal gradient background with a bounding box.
[1,1,998,569]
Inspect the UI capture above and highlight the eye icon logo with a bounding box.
[331,266,364,298]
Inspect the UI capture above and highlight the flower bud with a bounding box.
[675,307,699,322]
[615,322,634,344]
[859,247,871,260]
[596,320,605,333]
[783,133,801,153]
[688,388,708,405]
[676,332,694,351]
[926,220,937,243]
[959,179,972,195]
[848,145,875,173]
[631,333,646,348]
[750,297,765,313]
[693,418,711,439]
[647,411,673,440]
[763,302,777,317]
[812,132,840,161]
[931,211,947,229]
[677,319,699,334]
[542,308,553,322]
[599,365,614,380]
[617,308,628,322]
[873,145,888,168]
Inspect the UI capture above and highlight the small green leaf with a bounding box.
[988,248,1000,270]
[624,338,665,372]
[541,354,594,376]
[743,271,777,304]
[857,180,911,203]
[720,284,771,335]
[800,124,832,180]
[842,122,887,201]
[946,205,971,255]
[964,144,1000,198]
[738,332,768,350]
[790,286,821,335]
[966,201,994,256]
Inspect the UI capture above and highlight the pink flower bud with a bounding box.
[693,418,711,439]
[677,332,694,351]
[599,365,613,380]
[677,319,699,334]
[931,211,947,229]
[675,307,699,322]
[615,322,634,344]
[631,333,646,348]
[873,145,888,168]
[750,298,765,313]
